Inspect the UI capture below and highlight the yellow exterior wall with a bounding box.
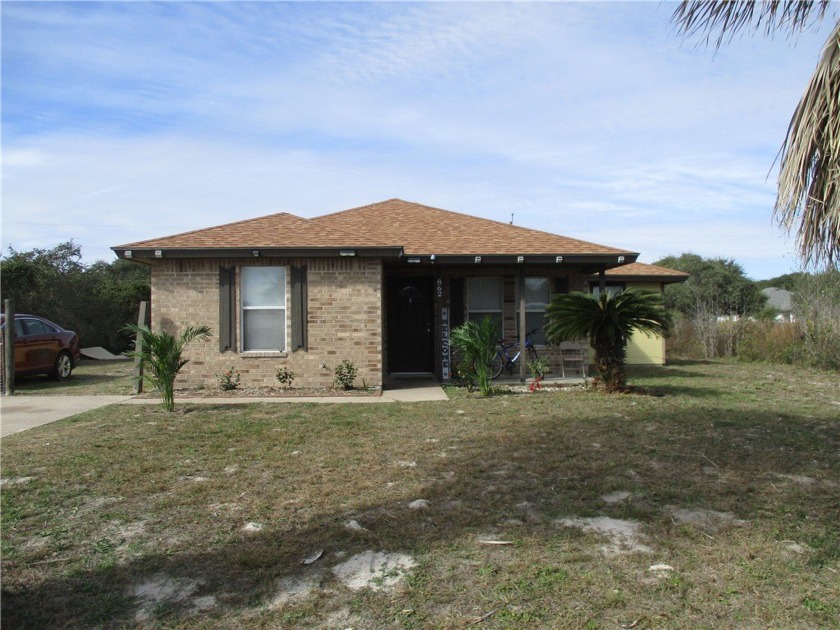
[625,281,666,366]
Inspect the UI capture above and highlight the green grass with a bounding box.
[1,360,838,628]
[11,359,135,396]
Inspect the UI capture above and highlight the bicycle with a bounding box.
[478,328,542,380]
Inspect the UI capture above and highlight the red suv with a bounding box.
[1,314,81,380]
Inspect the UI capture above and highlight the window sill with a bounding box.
[240,351,288,359]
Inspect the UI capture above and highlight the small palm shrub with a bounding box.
[450,316,498,396]
[125,323,211,411]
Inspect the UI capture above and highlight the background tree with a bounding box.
[545,290,671,393]
[755,271,811,291]
[673,1,840,267]
[0,242,150,353]
[654,253,765,316]
[655,253,765,358]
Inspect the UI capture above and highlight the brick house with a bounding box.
[112,199,687,389]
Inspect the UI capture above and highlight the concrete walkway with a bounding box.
[1,395,134,438]
[121,383,449,406]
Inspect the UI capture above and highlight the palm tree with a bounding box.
[545,290,671,392]
[125,323,211,411]
[673,1,839,268]
[450,316,498,396]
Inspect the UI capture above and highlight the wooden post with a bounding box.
[3,299,14,396]
[132,301,148,395]
[599,267,606,294]
[518,269,527,384]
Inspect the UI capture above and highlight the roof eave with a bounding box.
[388,253,638,271]
[597,274,689,284]
[111,246,405,260]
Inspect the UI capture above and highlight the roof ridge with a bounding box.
[113,211,307,249]
[313,198,636,255]
[114,210,389,249]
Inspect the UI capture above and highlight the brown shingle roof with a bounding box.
[114,212,385,250]
[312,199,635,256]
[604,262,689,281]
[113,198,638,259]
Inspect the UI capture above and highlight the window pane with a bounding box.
[242,267,285,307]
[592,284,624,299]
[467,277,502,311]
[516,313,548,345]
[243,309,285,351]
[524,277,550,310]
[24,319,51,335]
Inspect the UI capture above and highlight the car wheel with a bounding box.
[51,351,73,380]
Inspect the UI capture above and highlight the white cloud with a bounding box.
[2,1,837,279]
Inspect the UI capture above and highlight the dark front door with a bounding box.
[386,277,434,373]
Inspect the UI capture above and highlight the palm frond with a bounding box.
[775,21,840,267]
[673,0,830,49]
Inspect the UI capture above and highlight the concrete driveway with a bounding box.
[0,395,133,438]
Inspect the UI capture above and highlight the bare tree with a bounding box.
[673,1,839,267]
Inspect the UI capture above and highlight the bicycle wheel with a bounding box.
[489,353,505,379]
[527,347,543,377]
[476,354,505,380]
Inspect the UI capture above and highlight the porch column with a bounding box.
[518,268,527,383]
[599,267,606,293]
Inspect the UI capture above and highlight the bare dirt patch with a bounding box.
[667,506,747,533]
[555,516,653,555]
[130,574,205,624]
[331,550,417,591]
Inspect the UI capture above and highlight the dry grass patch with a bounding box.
[1,360,838,628]
[11,359,135,396]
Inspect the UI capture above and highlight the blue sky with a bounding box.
[3,1,837,279]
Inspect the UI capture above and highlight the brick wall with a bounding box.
[150,257,383,390]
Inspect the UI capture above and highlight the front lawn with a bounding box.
[11,359,135,396]
[1,361,838,628]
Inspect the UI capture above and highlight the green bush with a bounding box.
[737,321,803,364]
[276,366,295,388]
[334,360,357,390]
[217,367,241,391]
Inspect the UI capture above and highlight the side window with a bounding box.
[241,266,287,352]
[14,319,25,337]
[467,277,503,334]
[23,318,52,335]
[517,277,550,345]
[591,283,625,299]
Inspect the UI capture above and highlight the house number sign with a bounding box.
[441,307,450,381]
[436,278,444,298]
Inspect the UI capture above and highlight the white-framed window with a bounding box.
[516,277,550,345]
[241,266,286,352]
[467,277,503,333]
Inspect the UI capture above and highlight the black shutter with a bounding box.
[219,266,236,352]
[291,265,308,351]
[554,277,569,295]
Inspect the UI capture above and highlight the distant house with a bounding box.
[113,199,686,389]
[761,287,795,322]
